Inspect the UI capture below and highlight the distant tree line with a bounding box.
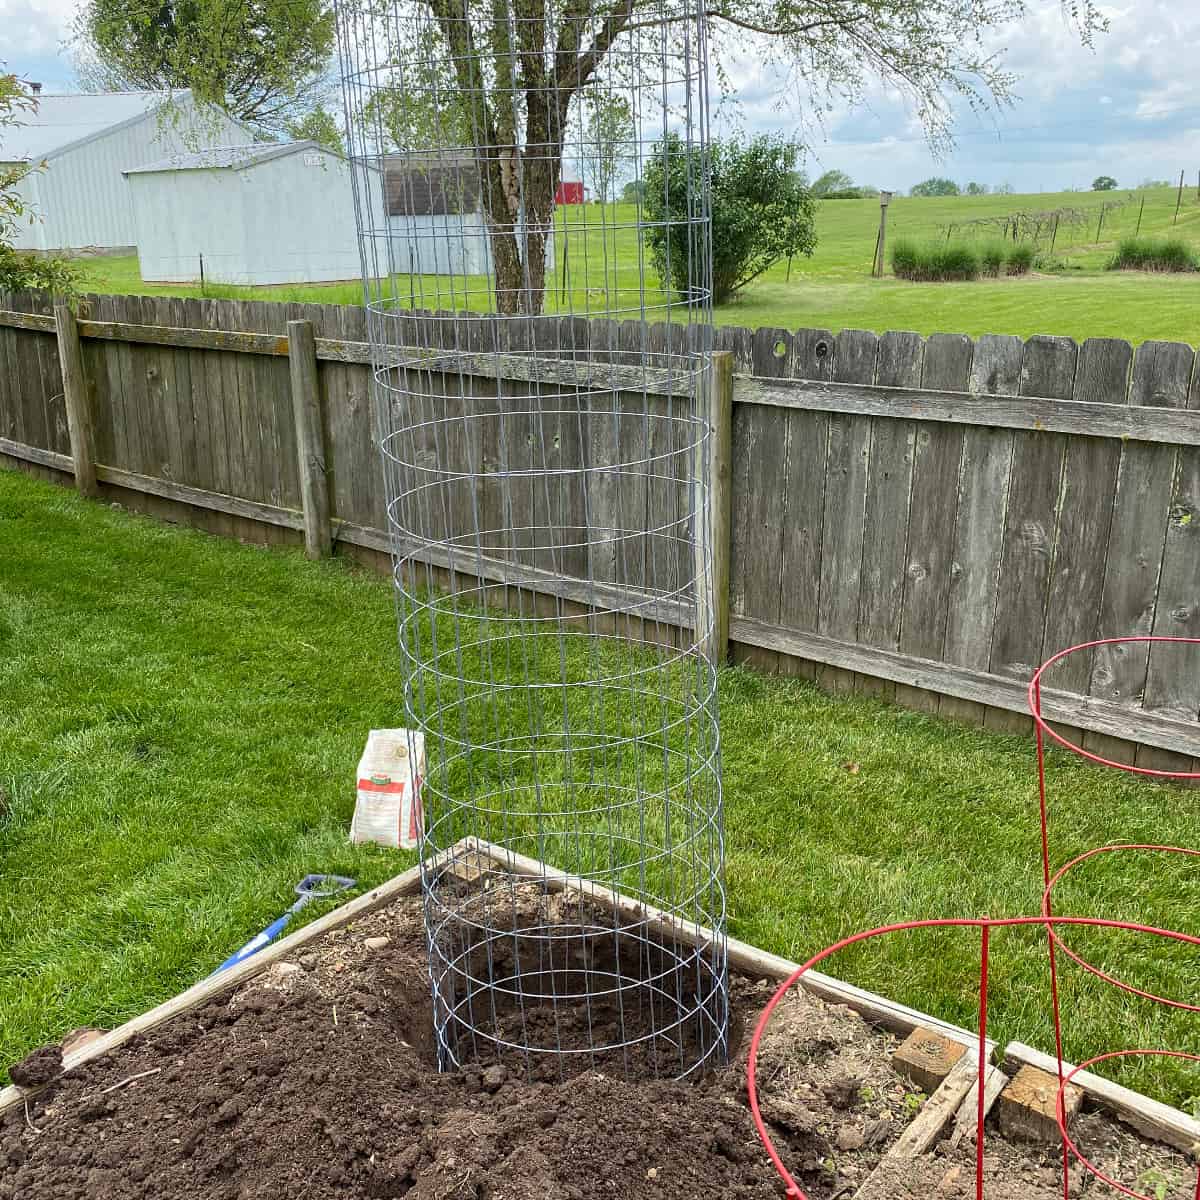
[910,177,1015,197]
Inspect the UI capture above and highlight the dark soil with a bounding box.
[2,889,1194,1200]
[7,1047,62,1090]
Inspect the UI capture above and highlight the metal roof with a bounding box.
[123,140,335,175]
[0,91,186,162]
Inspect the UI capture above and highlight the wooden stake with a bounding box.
[696,350,733,664]
[873,192,892,277]
[286,319,331,559]
[53,300,98,499]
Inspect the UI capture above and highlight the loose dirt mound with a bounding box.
[0,893,917,1200]
[2,890,1193,1200]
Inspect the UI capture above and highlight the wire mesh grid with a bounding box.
[336,0,727,1079]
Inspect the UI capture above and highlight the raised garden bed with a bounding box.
[2,843,1197,1199]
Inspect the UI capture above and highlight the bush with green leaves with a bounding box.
[1109,237,1198,273]
[1007,243,1035,275]
[981,243,1005,276]
[0,246,78,296]
[892,237,1042,282]
[643,134,816,304]
[891,239,978,281]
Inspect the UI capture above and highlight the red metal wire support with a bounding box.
[1029,636,1200,1200]
[747,918,1200,1200]
[749,636,1200,1200]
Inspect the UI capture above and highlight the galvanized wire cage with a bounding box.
[337,0,726,1080]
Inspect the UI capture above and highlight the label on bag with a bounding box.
[350,729,425,849]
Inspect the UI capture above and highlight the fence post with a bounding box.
[698,349,733,665]
[54,300,98,499]
[286,319,332,558]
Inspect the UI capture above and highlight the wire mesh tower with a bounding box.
[337,0,726,1081]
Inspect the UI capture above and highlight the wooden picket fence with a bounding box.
[2,289,1198,771]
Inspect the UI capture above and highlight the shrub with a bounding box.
[0,245,78,296]
[981,243,1005,277]
[1006,244,1036,275]
[890,239,921,279]
[1108,237,1199,273]
[891,239,979,281]
[644,133,816,304]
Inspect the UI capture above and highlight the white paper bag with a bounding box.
[350,728,426,849]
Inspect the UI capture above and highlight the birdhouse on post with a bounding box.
[874,191,894,277]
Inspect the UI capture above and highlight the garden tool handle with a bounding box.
[213,911,294,973]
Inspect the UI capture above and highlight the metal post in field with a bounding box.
[1135,195,1145,237]
[1175,170,1185,224]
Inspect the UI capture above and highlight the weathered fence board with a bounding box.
[2,292,1199,766]
[989,336,1076,687]
[939,334,1023,726]
[817,328,876,669]
[898,333,973,713]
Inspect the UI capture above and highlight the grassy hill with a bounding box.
[73,185,1200,345]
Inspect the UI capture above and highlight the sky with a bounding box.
[3,0,1199,193]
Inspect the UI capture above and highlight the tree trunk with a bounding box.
[479,93,562,317]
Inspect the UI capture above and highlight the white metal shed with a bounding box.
[124,142,369,285]
[1,90,254,253]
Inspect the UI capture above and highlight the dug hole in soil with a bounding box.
[3,887,1195,1200]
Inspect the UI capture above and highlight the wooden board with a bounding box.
[897,334,972,712]
[730,617,1200,758]
[735,376,1200,445]
[989,336,1076,683]
[887,1055,980,1158]
[1143,362,1200,722]
[1004,1042,1200,1154]
[729,327,794,673]
[1090,341,1195,706]
[940,334,1023,725]
[858,333,921,673]
[816,329,877,680]
[777,329,835,672]
[1041,338,1131,695]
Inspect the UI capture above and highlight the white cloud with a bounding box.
[0,0,75,58]
[717,0,1200,191]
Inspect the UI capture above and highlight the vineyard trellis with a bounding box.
[939,194,1138,247]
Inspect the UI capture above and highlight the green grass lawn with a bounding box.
[1,468,1197,1106]
[73,186,1200,344]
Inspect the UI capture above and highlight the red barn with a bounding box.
[555,181,585,205]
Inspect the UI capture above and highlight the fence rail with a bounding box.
[2,290,1198,771]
